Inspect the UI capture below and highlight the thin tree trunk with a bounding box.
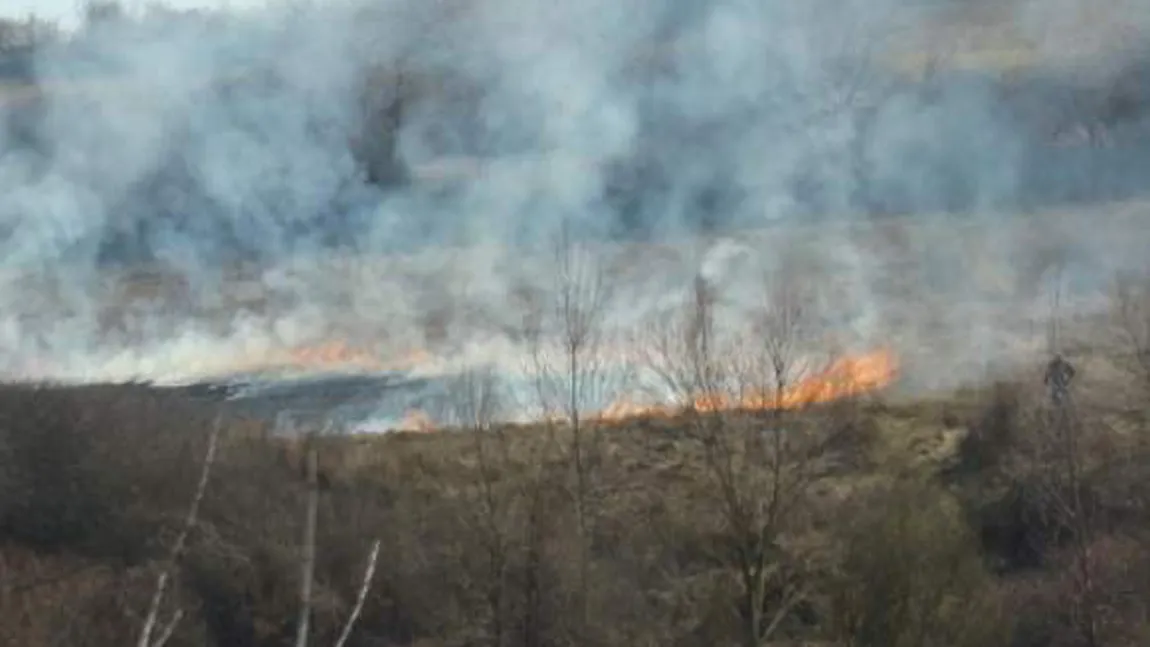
[522,488,543,647]
[295,447,319,647]
[137,417,221,647]
[569,339,592,633]
[333,539,381,647]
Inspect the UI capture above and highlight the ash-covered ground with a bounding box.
[168,371,437,431]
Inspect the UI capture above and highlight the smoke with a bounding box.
[0,0,1148,403]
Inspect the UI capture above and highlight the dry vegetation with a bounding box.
[3,4,1150,647]
[2,267,1150,647]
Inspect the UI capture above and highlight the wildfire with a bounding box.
[289,340,379,367]
[714,347,900,412]
[395,409,436,433]
[592,347,900,422]
[285,342,434,373]
[283,342,898,433]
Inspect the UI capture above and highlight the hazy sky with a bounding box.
[2,0,267,28]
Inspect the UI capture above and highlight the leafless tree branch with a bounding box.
[446,367,514,647]
[332,539,381,647]
[632,263,828,647]
[150,608,185,647]
[1113,271,1150,390]
[294,445,319,647]
[136,415,221,647]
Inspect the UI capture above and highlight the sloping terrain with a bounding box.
[3,333,1150,647]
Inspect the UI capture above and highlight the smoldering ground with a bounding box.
[0,0,1148,417]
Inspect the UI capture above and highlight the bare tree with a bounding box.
[628,272,723,416]
[0,16,58,53]
[554,224,608,635]
[1112,270,1150,394]
[293,428,381,647]
[514,282,563,647]
[332,539,381,647]
[521,222,618,639]
[734,268,828,647]
[636,266,832,647]
[1016,396,1103,647]
[1013,295,1103,647]
[294,442,320,647]
[751,268,814,410]
[442,368,514,647]
[83,0,127,29]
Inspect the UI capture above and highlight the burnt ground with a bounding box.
[163,371,438,431]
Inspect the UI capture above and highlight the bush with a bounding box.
[830,477,1012,647]
[953,381,1024,476]
[0,383,214,563]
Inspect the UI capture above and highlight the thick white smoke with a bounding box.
[0,0,1147,405]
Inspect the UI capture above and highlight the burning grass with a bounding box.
[255,340,902,433]
[595,346,901,422]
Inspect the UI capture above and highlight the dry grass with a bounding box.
[2,364,1138,646]
[2,315,1150,646]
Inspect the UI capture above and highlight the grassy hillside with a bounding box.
[2,309,1150,647]
[2,4,1150,646]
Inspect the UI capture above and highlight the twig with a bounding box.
[332,540,381,647]
[295,446,319,647]
[761,583,809,642]
[136,415,221,647]
[150,609,185,647]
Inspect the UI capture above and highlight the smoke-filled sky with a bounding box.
[4,0,263,29]
[0,0,1148,397]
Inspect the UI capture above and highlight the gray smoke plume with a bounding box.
[0,0,1148,411]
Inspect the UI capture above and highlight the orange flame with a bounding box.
[593,347,899,422]
[395,409,436,433]
[281,342,897,432]
[289,340,379,367]
[283,343,434,373]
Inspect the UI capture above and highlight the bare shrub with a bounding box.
[953,380,1025,476]
[442,368,516,647]
[1112,270,1150,398]
[1012,399,1106,646]
[633,264,841,647]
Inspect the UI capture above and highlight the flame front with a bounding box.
[275,342,898,432]
[282,343,433,373]
[721,347,901,412]
[594,347,900,422]
[290,341,380,368]
[396,409,436,433]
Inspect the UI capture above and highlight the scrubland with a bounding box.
[2,258,1150,647]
